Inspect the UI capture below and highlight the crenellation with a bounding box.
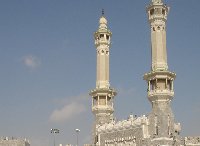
[184,137,200,146]
[0,137,30,146]
[97,115,149,134]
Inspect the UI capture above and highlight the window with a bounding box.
[106,35,109,40]
[93,96,98,105]
[155,115,158,135]
[150,9,154,15]
[96,36,99,40]
[99,96,106,105]
[168,115,170,135]
[167,80,172,90]
[100,34,104,38]
[162,9,165,15]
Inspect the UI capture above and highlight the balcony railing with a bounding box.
[148,89,174,97]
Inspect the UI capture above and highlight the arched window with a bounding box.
[100,34,104,38]
[106,35,109,40]
[150,9,154,15]
[162,9,166,15]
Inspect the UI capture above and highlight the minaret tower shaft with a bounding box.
[90,12,116,144]
[144,0,181,145]
[149,0,169,71]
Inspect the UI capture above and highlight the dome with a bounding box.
[99,16,107,25]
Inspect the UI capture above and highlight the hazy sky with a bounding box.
[0,0,200,146]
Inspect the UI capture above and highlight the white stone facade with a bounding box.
[0,137,30,146]
[89,1,200,146]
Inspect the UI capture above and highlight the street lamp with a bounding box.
[51,128,59,146]
[75,129,80,146]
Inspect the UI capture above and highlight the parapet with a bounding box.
[0,137,30,146]
[97,115,149,133]
[184,137,200,146]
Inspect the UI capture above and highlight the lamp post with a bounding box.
[75,129,80,146]
[51,128,59,146]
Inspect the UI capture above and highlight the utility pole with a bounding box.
[75,129,80,146]
[51,128,59,146]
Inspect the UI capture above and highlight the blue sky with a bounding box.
[0,0,200,146]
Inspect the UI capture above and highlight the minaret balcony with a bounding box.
[92,105,114,113]
[143,71,176,82]
[148,89,174,98]
[149,14,167,21]
[95,40,111,46]
[90,88,117,97]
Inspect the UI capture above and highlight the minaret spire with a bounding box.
[90,12,116,145]
[144,0,181,145]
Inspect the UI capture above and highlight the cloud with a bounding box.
[50,102,86,123]
[22,55,40,69]
[53,94,88,105]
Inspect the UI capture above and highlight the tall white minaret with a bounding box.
[149,0,169,71]
[90,11,116,145]
[144,0,181,145]
[95,11,110,89]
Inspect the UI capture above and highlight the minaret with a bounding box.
[144,0,180,145]
[149,0,169,71]
[90,11,117,145]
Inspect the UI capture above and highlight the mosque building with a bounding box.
[89,0,200,146]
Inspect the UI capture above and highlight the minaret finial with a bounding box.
[99,9,107,28]
[102,9,104,16]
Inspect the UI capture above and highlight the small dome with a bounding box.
[99,16,107,25]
